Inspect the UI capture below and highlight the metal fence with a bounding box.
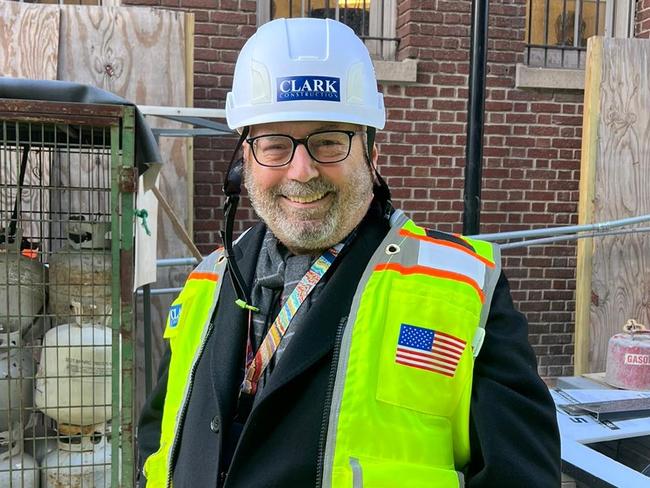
[0,100,135,487]
[526,0,635,68]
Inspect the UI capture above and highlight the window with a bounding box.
[258,0,398,60]
[525,0,635,68]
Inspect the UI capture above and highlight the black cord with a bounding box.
[4,144,30,244]
[221,128,258,311]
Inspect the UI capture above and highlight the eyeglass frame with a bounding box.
[245,129,366,167]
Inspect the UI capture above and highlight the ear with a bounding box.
[242,141,252,164]
[370,143,379,170]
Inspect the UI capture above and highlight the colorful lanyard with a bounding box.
[241,244,342,395]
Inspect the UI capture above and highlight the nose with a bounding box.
[286,143,319,182]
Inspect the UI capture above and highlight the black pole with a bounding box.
[462,0,489,235]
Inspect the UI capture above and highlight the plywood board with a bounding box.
[0,2,59,79]
[575,37,650,373]
[57,5,193,403]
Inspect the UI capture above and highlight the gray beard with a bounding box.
[245,165,374,254]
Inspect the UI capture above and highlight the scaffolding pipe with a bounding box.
[500,226,650,249]
[156,257,200,267]
[473,213,650,241]
[136,286,183,296]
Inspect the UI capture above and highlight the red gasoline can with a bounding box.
[605,319,650,390]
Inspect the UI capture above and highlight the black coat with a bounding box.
[137,211,561,487]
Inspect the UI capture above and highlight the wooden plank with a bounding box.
[575,36,603,375]
[0,2,59,79]
[576,38,650,373]
[57,5,193,408]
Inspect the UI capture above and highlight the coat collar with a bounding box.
[208,223,266,425]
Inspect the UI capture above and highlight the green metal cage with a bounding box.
[0,99,135,488]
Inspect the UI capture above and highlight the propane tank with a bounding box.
[0,423,39,488]
[48,218,111,326]
[41,424,110,488]
[34,302,111,426]
[0,347,34,432]
[23,424,58,467]
[605,319,650,390]
[0,236,46,339]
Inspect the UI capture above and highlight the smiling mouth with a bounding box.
[283,192,330,204]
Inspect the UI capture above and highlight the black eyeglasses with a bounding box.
[246,130,364,167]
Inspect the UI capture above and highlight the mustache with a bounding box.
[271,179,337,198]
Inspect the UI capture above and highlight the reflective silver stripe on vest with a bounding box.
[350,457,363,488]
[321,216,501,487]
[321,212,412,488]
[165,249,228,487]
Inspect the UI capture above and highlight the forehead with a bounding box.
[249,121,361,137]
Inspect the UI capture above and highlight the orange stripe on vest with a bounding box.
[374,262,485,303]
[188,271,219,282]
[398,229,495,268]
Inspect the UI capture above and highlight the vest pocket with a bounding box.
[374,286,475,418]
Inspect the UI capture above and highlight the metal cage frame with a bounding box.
[0,98,136,488]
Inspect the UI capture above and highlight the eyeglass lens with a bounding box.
[252,131,352,166]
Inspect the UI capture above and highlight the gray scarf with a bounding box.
[249,229,326,388]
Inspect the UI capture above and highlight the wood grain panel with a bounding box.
[0,2,59,79]
[576,38,650,373]
[574,37,603,375]
[57,5,193,404]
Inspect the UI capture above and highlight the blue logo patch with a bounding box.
[169,304,182,329]
[277,75,340,102]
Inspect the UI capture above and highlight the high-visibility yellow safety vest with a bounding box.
[143,211,501,488]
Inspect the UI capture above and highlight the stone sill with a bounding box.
[374,59,418,84]
[515,63,585,90]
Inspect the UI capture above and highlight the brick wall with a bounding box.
[126,0,590,376]
[392,0,582,376]
[638,0,650,38]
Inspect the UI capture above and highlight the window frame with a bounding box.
[257,0,398,61]
[524,0,636,70]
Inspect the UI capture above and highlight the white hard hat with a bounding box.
[226,18,385,131]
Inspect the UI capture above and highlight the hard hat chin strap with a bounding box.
[221,127,259,312]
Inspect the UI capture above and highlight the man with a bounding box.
[138,18,561,487]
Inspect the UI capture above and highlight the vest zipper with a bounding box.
[165,321,215,488]
[315,315,347,488]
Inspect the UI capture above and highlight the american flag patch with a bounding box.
[395,324,466,377]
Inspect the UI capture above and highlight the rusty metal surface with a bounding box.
[0,99,123,126]
[119,166,138,194]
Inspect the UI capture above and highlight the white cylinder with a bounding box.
[0,433,39,488]
[23,425,58,467]
[48,220,111,326]
[0,348,34,432]
[41,433,110,488]
[34,323,111,426]
[0,250,46,334]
